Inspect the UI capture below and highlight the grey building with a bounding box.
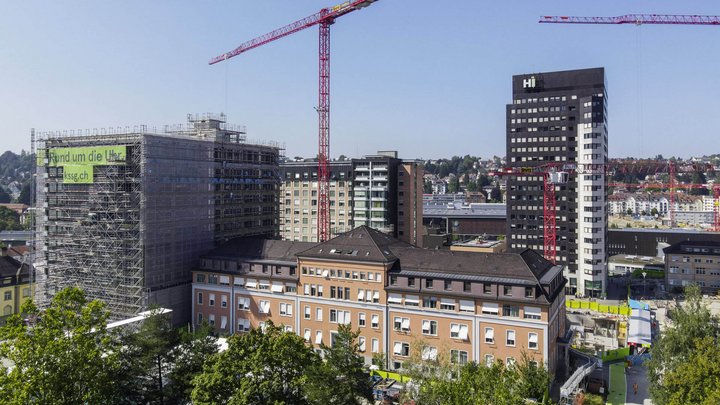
[34,114,280,324]
[506,68,608,297]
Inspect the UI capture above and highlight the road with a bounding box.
[624,363,653,405]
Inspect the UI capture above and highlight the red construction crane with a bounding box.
[539,14,720,25]
[209,1,379,242]
[492,161,715,263]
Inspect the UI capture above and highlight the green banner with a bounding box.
[62,165,93,184]
[46,145,126,167]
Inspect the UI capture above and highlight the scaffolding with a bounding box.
[34,114,282,321]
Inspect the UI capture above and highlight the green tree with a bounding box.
[191,320,320,404]
[308,323,373,404]
[18,181,32,206]
[647,285,720,405]
[0,287,122,404]
[423,179,432,194]
[166,323,219,404]
[118,308,181,404]
[651,207,659,217]
[448,176,460,193]
[0,206,23,232]
[0,187,11,203]
[661,336,720,404]
[489,186,501,202]
[466,180,478,192]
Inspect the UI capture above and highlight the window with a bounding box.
[444,280,452,291]
[525,287,534,298]
[197,312,203,324]
[304,306,311,320]
[483,284,492,294]
[506,357,516,368]
[425,279,434,289]
[408,277,416,287]
[315,330,323,345]
[221,295,227,308]
[331,309,351,324]
[463,281,471,292]
[371,314,379,328]
[303,329,311,342]
[422,296,437,309]
[393,342,410,357]
[359,312,366,327]
[280,303,292,316]
[208,294,215,307]
[196,274,205,283]
[506,330,516,346]
[405,295,420,307]
[238,298,250,311]
[208,314,215,326]
[459,300,474,313]
[450,350,468,366]
[394,317,410,332]
[503,305,520,317]
[197,292,203,305]
[440,298,456,311]
[482,302,499,315]
[503,285,512,296]
[485,354,494,367]
[237,319,250,332]
[422,346,438,361]
[316,307,323,321]
[258,300,270,314]
[422,320,438,336]
[524,306,541,320]
[390,275,398,285]
[372,338,379,353]
[528,332,539,350]
[484,327,494,344]
[450,324,468,340]
[358,336,366,352]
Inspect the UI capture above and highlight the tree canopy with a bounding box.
[647,285,720,404]
[0,287,122,404]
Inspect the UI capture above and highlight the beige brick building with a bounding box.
[664,240,720,294]
[192,226,567,373]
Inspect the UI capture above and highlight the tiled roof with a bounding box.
[203,238,316,263]
[296,226,411,263]
[0,255,30,278]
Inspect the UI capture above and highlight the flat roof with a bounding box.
[424,203,506,219]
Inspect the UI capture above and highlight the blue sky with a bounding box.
[1,1,719,160]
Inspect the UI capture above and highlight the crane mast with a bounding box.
[209,0,378,242]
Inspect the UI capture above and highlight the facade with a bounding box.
[506,68,608,297]
[608,228,720,257]
[424,202,507,238]
[279,151,423,246]
[192,226,567,373]
[35,114,280,324]
[0,248,33,319]
[664,241,720,294]
[608,254,664,277]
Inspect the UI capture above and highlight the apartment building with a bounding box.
[0,248,33,319]
[279,151,423,246]
[192,226,567,373]
[506,68,608,298]
[664,240,720,294]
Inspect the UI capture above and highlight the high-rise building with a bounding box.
[506,68,608,297]
[34,114,281,323]
[279,151,424,246]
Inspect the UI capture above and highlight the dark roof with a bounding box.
[296,226,412,263]
[0,255,30,278]
[203,238,316,263]
[663,240,720,256]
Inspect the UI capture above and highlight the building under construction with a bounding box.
[34,114,281,324]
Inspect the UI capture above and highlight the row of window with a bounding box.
[302,267,383,283]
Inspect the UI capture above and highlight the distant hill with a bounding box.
[0,150,35,205]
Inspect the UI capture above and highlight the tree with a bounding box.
[661,336,720,404]
[477,174,491,188]
[423,179,432,194]
[466,180,478,192]
[647,284,720,405]
[166,323,219,404]
[307,323,373,404]
[0,287,122,404]
[0,187,11,203]
[117,308,181,404]
[18,181,32,206]
[0,206,22,232]
[191,320,320,404]
[489,186,501,202]
[651,207,659,217]
[448,176,460,193]
[627,208,634,216]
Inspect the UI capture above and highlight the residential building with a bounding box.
[0,247,33,319]
[192,226,567,374]
[664,241,720,294]
[34,113,281,324]
[279,151,423,246]
[506,68,608,297]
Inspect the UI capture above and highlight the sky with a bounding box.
[1,1,719,160]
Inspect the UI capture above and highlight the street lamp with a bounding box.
[642,271,647,298]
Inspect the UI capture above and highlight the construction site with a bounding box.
[33,114,282,323]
